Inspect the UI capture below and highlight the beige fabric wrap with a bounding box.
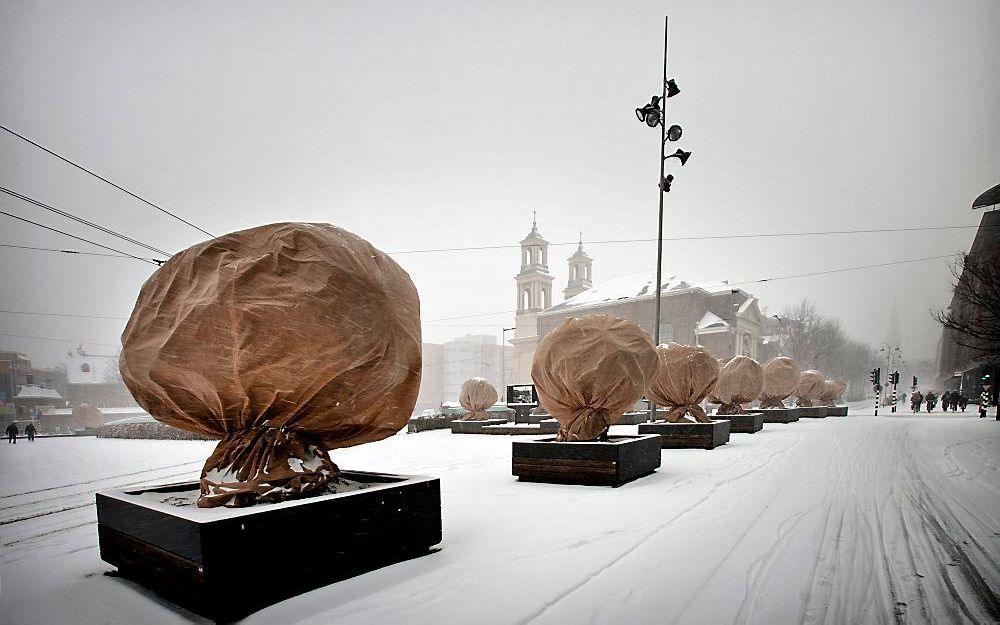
[458,377,499,420]
[706,357,731,406]
[645,343,720,423]
[795,370,827,407]
[759,357,802,409]
[120,222,422,508]
[819,380,848,406]
[531,314,657,441]
[714,355,763,415]
[73,403,104,429]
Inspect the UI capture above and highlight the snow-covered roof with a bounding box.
[15,385,63,400]
[544,271,737,315]
[42,406,148,417]
[695,311,730,334]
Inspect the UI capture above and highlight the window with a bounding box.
[571,265,577,280]
[541,288,549,308]
[80,363,91,373]
[586,265,591,281]
[521,288,531,310]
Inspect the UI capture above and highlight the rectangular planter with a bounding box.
[96,471,442,622]
[638,420,731,449]
[797,406,828,418]
[478,420,560,436]
[760,407,800,423]
[407,415,452,433]
[613,411,649,425]
[451,418,509,433]
[826,406,848,416]
[717,412,764,433]
[512,435,662,487]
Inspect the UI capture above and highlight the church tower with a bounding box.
[511,213,554,383]
[563,233,592,300]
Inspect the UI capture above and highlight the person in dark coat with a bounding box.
[911,390,923,412]
[24,422,36,442]
[959,394,969,411]
[941,391,952,412]
[925,391,937,412]
[5,422,18,444]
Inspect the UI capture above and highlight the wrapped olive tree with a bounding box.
[645,343,720,423]
[758,357,802,409]
[795,370,827,407]
[458,377,499,420]
[714,355,763,415]
[819,380,848,406]
[531,314,657,441]
[120,222,422,508]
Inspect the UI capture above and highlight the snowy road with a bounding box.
[1,408,998,624]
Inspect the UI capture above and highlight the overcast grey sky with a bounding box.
[1,0,998,368]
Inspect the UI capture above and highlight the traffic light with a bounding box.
[870,368,880,386]
[912,376,918,387]
[892,371,900,385]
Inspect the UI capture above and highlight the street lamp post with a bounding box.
[879,343,900,411]
[635,15,690,422]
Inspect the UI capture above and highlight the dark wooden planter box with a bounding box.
[407,415,453,433]
[509,404,539,423]
[613,411,649,425]
[717,412,764,433]
[96,471,442,622]
[638,420,731,449]
[451,418,508,433]
[760,407,801,423]
[797,406,828,418]
[512,435,662,487]
[826,406,848,416]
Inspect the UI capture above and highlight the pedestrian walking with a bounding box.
[959,394,969,411]
[911,390,923,412]
[24,422,36,442]
[925,391,938,412]
[942,391,951,412]
[5,422,18,444]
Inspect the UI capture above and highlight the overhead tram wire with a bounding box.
[0,209,162,266]
[0,332,119,348]
[385,223,992,255]
[0,186,172,258]
[0,309,127,321]
[0,123,214,238]
[0,242,157,261]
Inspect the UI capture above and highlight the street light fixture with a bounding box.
[634,16,691,421]
[501,326,516,402]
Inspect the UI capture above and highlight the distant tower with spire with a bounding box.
[563,232,593,300]
[511,212,554,383]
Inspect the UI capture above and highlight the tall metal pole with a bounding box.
[651,16,668,423]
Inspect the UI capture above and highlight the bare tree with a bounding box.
[933,252,1000,359]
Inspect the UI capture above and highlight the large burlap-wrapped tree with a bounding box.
[120,222,422,508]
[646,343,720,423]
[795,370,827,407]
[758,357,802,409]
[706,356,731,409]
[531,314,657,441]
[458,377,499,421]
[714,355,763,415]
[819,380,848,406]
[73,403,104,429]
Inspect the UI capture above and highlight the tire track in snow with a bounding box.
[520,429,801,625]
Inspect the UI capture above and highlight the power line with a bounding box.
[0,310,127,321]
[0,332,118,348]
[0,243,156,260]
[386,224,988,255]
[0,186,172,258]
[0,209,162,266]
[0,123,214,238]
[729,253,959,287]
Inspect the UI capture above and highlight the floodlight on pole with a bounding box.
[665,149,691,166]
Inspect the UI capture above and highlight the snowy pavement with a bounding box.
[1,406,998,624]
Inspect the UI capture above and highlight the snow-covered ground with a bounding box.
[2,403,999,624]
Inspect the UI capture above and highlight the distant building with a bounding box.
[0,350,32,426]
[537,272,763,360]
[507,215,764,375]
[13,384,64,420]
[937,201,1000,392]
[413,343,444,415]
[442,334,513,402]
[64,346,138,408]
